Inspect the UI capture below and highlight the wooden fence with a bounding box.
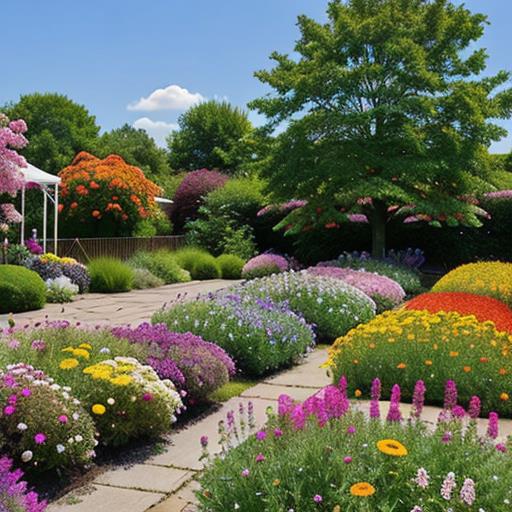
[46,236,186,263]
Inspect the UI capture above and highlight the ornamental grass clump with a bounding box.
[198,378,512,512]
[216,254,245,279]
[88,257,134,293]
[173,247,221,280]
[326,309,512,416]
[432,261,512,307]
[152,294,315,377]
[241,254,289,279]
[0,456,46,512]
[129,250,191,284]
[0,364,96,473]
[110,323,235,402]
[308,266,405,312]
[405,292,512,333]
[236,271,376,341]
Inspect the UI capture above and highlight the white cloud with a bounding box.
[128,84,204,111]
[133,117,178,147]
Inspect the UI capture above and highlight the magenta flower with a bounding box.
[255,453,265,463]
[313,494,323,503]
[487,412,499,439]
[370,378,381,419]
[468,396,481,419]
[273,428,283,438]
[4,405,15,416]
[200,435,208,448]
[496,443,507,453]
[441,431,453,444]
[142,393,153,402]
[58,415,68,424]
[411,380,426,419]
[452,405,465,419]
[343,456,352,464]
[21,388,31,398]
[347,425,356,435]
[255,430,267,441]
[277,394,295,417]
[443,380,458,410]
[386,384,402,423]
[241,468,250,477]
[34,433,47,445]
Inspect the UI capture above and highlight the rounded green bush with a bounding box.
[129,250,191,284]
[216,254,245,279]
[88,257,134,293]
[174,248,221,280]
[0,265,46,313]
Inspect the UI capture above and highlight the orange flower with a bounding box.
[92,210,101,218]
[424,360,433,366]
[354,389,362,398]
[397,362,407,369]
[463,366,472,373]
[58,204,64,213]
[479,357,489,363]
[449,351,459,358]
[500,393,509,401]
[499,368,507,376]
[70,202,78,209]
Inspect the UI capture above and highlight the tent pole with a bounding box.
[43,189,47,253]
[20,185,26,244]
[54,184,59,256]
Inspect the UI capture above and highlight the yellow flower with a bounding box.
[500,393,510,401]
[376,439,408,457]
[272,479,280,487]
[424,360,433,366]
[79,343,92,350]
[61,347,75,353]
[110,375,133,386]
[354,389,362,398]
[350,482,376,497]
[60,358,79,370]
[92,404,106,415]
[72,348,90,359]
[396,362,407,369]
[449,351,459,358]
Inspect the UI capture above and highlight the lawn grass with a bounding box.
[209,379,257,402]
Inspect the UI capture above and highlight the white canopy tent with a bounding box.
[19,163,60,255]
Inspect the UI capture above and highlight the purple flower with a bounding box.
[142,393,153,402]
[200,436,208,448]
[468,396,481,419]
[241,468,250,477]
[256,430,267,441]
[278,394,294,417]
[452,405,465,419]
[460,478,476,505]
[443,380,458,410]
[255,453,265,463]
[411,380,426,419]
[313,494,323,503]
[34,433,46,445]
[386,384,402,423]
[30,339,46,352]
[343,456,352,464]
[273,428,283,438]
[487,412,499,439]
[370,378,381,419]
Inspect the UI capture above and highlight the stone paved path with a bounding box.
[0,279,238,328]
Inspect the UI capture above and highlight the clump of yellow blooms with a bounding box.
[39,252,78,265]
[432,261,512,307]
[83,360,135,386]
[326,309,512,416]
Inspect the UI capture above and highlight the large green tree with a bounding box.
[167,100,253,173]
[4,93,100,175]
[95,124,171,180]
[250,0,512,257]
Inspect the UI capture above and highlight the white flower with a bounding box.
[72,412,80,421]
[17,422,28,431]
[75,435,83,442]
[21,450,33,462]
[56,444,66,454]
[107,398,115,405]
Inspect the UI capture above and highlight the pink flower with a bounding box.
[241,468,250,477]
[452,405,465,419]
[441,431,453,444]
[255,453,265,463]
[343,456,352,464]
[460,478,476,505]
[313,495,323,503]
[370,378,381,419]
[443,380,458,410]
[414,467,429,489]
[496,443,507,453]
[34,433,46,445]
[58,415,68,424]
[487,412,499,439]
[386,384,402,422]
[255,430,267,441]
[411,380,426,419]
[347,425,356,435]
[273,428,283,438]
[440,472,456,500]
[468,396,481,419]
[21,388,31,398]
[4,405,15,416]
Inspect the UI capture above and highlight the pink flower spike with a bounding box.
[487,412,499,439]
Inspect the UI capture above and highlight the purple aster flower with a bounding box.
[256,430,267,441]
[313,494,323,503]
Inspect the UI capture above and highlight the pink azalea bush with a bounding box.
[308,266,405,311]
[0,114,27,229]
[241,253,289,279]
[0,456,46,512]
[198,378,512,511]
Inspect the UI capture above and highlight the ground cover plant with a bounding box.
[432,261,512,307]
[45,276,79,303]
[241,253,289,279]
[131,267,164,289]
[308,266,405,312]
[87,257,134,293]
[216,254,245,279]
[326,309,512,416]
[128,250,191,284]
[0,266,46,314]
[236,271,376,341]
[0,456,46,512]
[405,291,512,333]
[0,364,96,473]
[197,379,512,511]
[173,247,221,280]
[110,323,235,402]
[152,294,315,377]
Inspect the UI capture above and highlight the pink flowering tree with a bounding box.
[0,113,28,231]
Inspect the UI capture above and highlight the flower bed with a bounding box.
[235,271,376,341]
[198,379,512,511]
[308,266,405,312]
[152,294,315,377]
[432,261,512,307]
[241,253,289,279]
[405,291,512,333]
[111,323,235,402]
[326,309,512,415]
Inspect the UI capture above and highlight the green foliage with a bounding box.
[221,226,258,260]
[167,100,253,173]
[0,265,46,313]
[208,379,256,402]
[216,254,245,279]
[4,92,99,174]
[133,210,173,237]
[95,124,171,180]
[88,258,134,293]
[250,0,512,257]
[173,247,221,280]
[132,268,165,289]
[198,406,512,511]
[129,250,191,284]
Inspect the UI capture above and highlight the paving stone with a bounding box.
[148,397,275,471]
[147,495,189,512]
[94,463,192,493]
[174,479,200,503]
[47,484,163,512]
[241,382,319,401]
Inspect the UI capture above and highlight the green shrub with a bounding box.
[129,250,191,284]
[217,254,245,279]
[173,247,221,280]
[132,267,165,289]
[0,265,46,313]
[88,257,134,293]
[153,294,315,377]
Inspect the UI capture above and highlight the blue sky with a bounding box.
[3,0,511,152]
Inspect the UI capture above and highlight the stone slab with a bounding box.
[94,463,192,493]
[147,495,189,512]
[241,382,319,401]
[47,484,163,512]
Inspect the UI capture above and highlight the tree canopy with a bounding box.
[167,100,253,173]
[4,93,99,175]
[95,124,171,180]
[250,0,512,257]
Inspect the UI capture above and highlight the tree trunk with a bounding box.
[371,200,387,259]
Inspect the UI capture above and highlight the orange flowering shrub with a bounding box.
[58,152,162,237]
[405,292,512,334]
